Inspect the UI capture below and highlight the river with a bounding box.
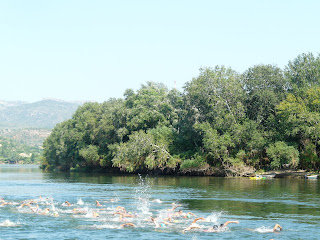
[0,165,319,239]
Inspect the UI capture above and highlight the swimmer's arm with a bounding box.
[192,217,206,224]
[273,224,282,231]
[223,220,239,226]
[153,221,160,228]
[186,212,196,217]
[150,217,160,228]
[183,225,201,232]
[120,223,136,228]
[171,204,182,210]
[116,206,126,212]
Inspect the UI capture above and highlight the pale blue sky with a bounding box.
[1,0,319,102]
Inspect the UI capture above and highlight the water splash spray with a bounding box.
[134,174,151,216]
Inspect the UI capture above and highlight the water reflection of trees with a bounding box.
[181,199,320,218]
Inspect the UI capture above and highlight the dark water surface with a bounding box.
[0,165,319,239]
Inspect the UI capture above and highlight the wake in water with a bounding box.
[252,224,283,233]
[0,220,20,227]
[253,226,274,233]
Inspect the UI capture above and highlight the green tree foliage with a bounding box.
[0,136,40,164]
[266,141,299,169]
[286,52,320,94]
[111,127,179,172]
[125,82,178,132]
[184,66,245,129]
[276,87,320,170]
[242,64,287,125]
[41,53,320,174]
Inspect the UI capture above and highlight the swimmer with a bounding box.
[150,217,171,228]
[174,211,196,219]
[273,224,282,232]
[170,203,182,211]
[73,208,88,214]
[120,223,136,228]
[92,211,100,218]
[96,200,102,207]
[19,202,31,209]
[204,220,239,232]
[30,204,41,213]
[115,206,126,214]
[41,208,50,215]
[183,217,206,232]
[64,201,71,206]
[53,211,59,217]
[251,224,282,233]
[1,201,14,206]
[115,212,134,222]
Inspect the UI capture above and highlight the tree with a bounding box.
[111,127,179,172]
[242,64,287,125]
[184,66,245,130]
[276,87,320,169]
[266,141,299,169]
[286,52,320,94]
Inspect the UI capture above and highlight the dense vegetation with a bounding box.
[0,136,42,164]
[41,53,320,176]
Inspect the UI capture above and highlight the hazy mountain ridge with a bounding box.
[0,100,27,110]
[0,99,82,129]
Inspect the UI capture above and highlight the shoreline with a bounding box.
[2,163,318,178]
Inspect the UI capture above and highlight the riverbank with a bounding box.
[42,164,319,179]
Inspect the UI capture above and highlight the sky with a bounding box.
[1,0,320,103]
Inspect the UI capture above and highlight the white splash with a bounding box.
[253,226,274,233]
[0,220,19,227]
[152,199,163,204]
[206,211,222,223]
[77,198,84,205]
[134,174,151,216]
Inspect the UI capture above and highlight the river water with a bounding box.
[0,165,319,240]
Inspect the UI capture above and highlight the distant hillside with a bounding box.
[0,99,82,129]
[0,100,26,110]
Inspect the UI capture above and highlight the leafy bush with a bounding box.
[266,141,299,169]
[180,153,206,169]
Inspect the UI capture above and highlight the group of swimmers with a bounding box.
[0,196,282,234]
